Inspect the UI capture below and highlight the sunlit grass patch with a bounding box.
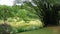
[29,19,43,27]
[0,20,4,24]
[7,19,43,33]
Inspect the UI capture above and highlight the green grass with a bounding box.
[17,28,60,34]
[17,28,53,34]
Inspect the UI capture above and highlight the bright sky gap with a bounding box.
[0,0,36,6]
[0,0,14,6]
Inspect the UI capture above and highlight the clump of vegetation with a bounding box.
[0,5,43,33]
[7,19,43,33]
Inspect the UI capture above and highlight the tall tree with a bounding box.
[13,0,60,26]
[32,0,60,26]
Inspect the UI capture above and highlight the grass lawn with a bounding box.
[18,27,60,34]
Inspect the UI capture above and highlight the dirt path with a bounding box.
[47,26,60,34]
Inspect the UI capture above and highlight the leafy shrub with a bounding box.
[0,5,43,33]
[7,19,43,33]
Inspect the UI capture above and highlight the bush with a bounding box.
[0,5,43,33]
[7,19,43,33]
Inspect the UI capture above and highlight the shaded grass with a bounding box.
[18,27,60,34]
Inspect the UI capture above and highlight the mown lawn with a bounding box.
[17,27,60,34]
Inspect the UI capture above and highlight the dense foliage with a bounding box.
[0,5,43,33]
[31,0,60,26]
[0,0,60,34]
[0,5,39,22]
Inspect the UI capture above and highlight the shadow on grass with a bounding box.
[17,27,43,33]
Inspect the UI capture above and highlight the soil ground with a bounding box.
[47,25,60,34]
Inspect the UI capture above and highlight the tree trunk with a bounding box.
[43,9,59,26]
